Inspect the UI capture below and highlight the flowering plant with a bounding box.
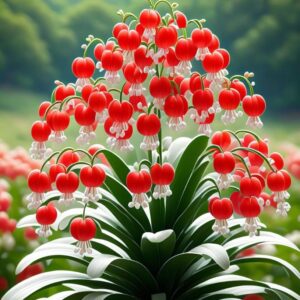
[4,1,300,299]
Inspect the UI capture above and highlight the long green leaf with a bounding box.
[157,243,229,295]
[141,230,176,274]
[16,243,89,275]
[232,254,300,280]
[2,271,92,300]
[165,135,209,227]
[176,275,268,299]
[104,174,151,232]
[87,255,159,295]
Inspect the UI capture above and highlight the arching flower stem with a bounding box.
[232,152,252,177]
[230,75,254,96]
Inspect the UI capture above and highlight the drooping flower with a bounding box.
[70,217,96,255]
[36,204,58,238]
[150,163,175,200]
[209,197,233,235]
[126,170,152,209]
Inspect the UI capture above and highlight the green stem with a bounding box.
[224,130,242,146]
[82,203,88,219]
[230,75,254,96]
[148,103,154,114]
[187,19,202,29]
[232,147,275,172]
[170,80,180,94]
[148,150,152,165]
[232,153,251,178]
[138,159,152,170]
[234,129,261,142]
[73,149,93,162]
[91,149,105,165]
[83,38,104,58]
[66,161,91,173]
[157,109,163,164]
[94,77,106,86]
[40,151,60,171]
[154,0,177,19]
[43,102,60,120]
[55,147,74,164]
[59,95,84,111]
[123,12,138,23]
[201,177,221,197]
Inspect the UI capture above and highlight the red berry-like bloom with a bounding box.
[72,57,95,91]
[112,22,128,39]
[31,121,51,142]
[191,27,213,60]
[230,79,247,100]
[211,131,232,150]
[88,91,108,123]
[213,152,235,174]
[164,94,188,131]
[46,110,70,143]
[101,50,123,84]
[56,172,79,205]
[27,170,50,209]
[239,196,261,237]
[175,38,197,75]
[134,46,154,73]
[149,76,172,109]
[209,197,233,235]
[175,11,187,28]
[26,174,41,192]
[126,170,152,209]
[248,139,269,167]
[202,51,224,76]
[218,88,241,124]
[58,150,80,167]
[155,26,178,49]
[243,94,266,128]
[80,165,106,187]
[269,152,284,170]
[48,164,66,183]
[240,177,262,197]
[137,113,161,151]
[266,170,291,216]
[36,203,58,237]
[150,163,175,200]
[54,84,75,102]
[70,217,96,255]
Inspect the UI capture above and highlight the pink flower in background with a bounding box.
[281,143,300,180]
[0,143,40,180]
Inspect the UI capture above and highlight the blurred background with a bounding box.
[0,0,299,296]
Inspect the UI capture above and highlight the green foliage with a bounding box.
[3,136,300,299]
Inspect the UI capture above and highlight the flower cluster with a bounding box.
[25,1,291,256]
[208,130,291,236]
[0,180,17,251]
[0,144,40,180]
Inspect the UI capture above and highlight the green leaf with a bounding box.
[176,275,268,299]
[177,158,209,213]
[165,135,209,227]
[141,229,176,273]
[99,149,130,185]
[104,174,151,233]
[232,254,300,280]
[264,282,300,300]
[2,271,91,300]
[189,243,230,270]
[224,231,299,257]
[16,243,89,274]
[87,254,159,295]
[165,137,192,167]
[157,243,229,295]
[197,285,267,300]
